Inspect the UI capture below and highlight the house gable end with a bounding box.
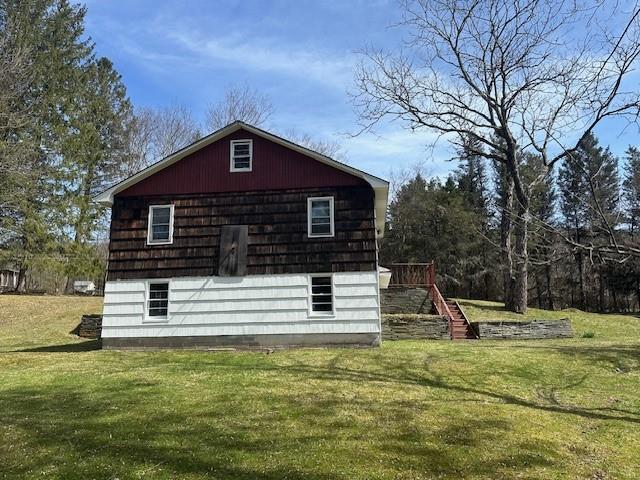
[118,128,368,197]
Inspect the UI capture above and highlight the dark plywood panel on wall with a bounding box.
[218,225,248,277]
[107,186,377,280]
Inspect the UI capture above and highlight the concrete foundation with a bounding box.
[102,332,381,350]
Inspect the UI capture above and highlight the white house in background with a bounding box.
[94,121,389,349]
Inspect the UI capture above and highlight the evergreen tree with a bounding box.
[522,153,556,309]
[558,133,620,311]
[454,135,495,299]
[0,0,129,289]
[380,173,484,297]
[623,146,640,237]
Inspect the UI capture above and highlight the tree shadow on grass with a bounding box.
[469,342,640,373]
[238,353,640,426]
[0,379,349,480]
[0,373,561,480]
[11,339,101,353]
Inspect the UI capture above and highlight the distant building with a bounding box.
[0,268,18,292]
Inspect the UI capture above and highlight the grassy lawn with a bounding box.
[0,295,639,479]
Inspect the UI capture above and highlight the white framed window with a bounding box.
[307,196,334,238]
[309,274,334,316]
[230,139,253,172]
[145,281,169,322]
[147,204,174,245]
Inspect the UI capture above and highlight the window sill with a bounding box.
[308,313,336,319]
[307,234,334,239]
[146,240,173,246]
[142,318,170,324]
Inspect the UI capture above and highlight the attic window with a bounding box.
[230,139,252,172]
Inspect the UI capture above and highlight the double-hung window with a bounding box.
[230,139,252,172]
[147,205,174,245]
[307,196,334,238]
[309,275,334,315]
[146,282,169,321]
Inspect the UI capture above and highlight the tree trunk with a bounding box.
[545,263,555,310]
[512,202,529,314]
[14,266,27,293]
[576,251,587,310]
[535,272,544,309]
[500,176,515,310]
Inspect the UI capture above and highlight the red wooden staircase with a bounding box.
[446,300,477,340]
[388,262,478,340]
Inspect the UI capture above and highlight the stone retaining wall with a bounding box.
[380,288,431,314]
[72,314,102,339]
[471,319,572,339]
[382,314,449,340]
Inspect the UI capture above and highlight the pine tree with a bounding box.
[558,133,620,311]
[623,146,640,237]
[455,135,495,299]
[522,153,556,309]
[0,0,129,290]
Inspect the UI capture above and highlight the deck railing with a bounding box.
[388,261,454,339]
[388,262,435,288]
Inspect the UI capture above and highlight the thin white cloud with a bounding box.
[164,30,355,91]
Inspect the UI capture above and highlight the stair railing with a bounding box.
[429,283,455,339]
[424,262,455,339]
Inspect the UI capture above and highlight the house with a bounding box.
[94,121,389,349]
[0,268,18,292]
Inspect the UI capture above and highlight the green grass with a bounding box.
[0,295,639,479]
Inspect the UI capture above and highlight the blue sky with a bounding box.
[84,0,638,182]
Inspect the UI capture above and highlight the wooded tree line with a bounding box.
[381,133,640,312]
[0,0,336,293]
[355,0,640,313]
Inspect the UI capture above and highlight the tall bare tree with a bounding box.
[282,128,345,161]
[124,103,201,175]
[353,0,640,312]
[205,85,273,131]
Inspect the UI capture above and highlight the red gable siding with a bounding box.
[118,128,367,197]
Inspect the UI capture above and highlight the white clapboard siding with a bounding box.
[101,271,380,338]
[170,287,309,302]
[104,281,146,293]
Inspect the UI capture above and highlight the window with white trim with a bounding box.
[230,139,252,171]
[147,205,174,245]
[147,282,169,319]
[309,275,334,314]
[307,196,334,237]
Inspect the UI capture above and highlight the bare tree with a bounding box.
[282,128,345,161]
[124,103,201,175]
[205,85,274,131]
[353,0,640,312]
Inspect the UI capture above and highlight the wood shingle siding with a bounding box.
[107,186,377,280]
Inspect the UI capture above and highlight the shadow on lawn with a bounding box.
[0,379,345,479]
[286,365,640,425]
[0,375,556,479]
[469,342,640,373]
[2,346,637,478]
[12,339,101,353]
